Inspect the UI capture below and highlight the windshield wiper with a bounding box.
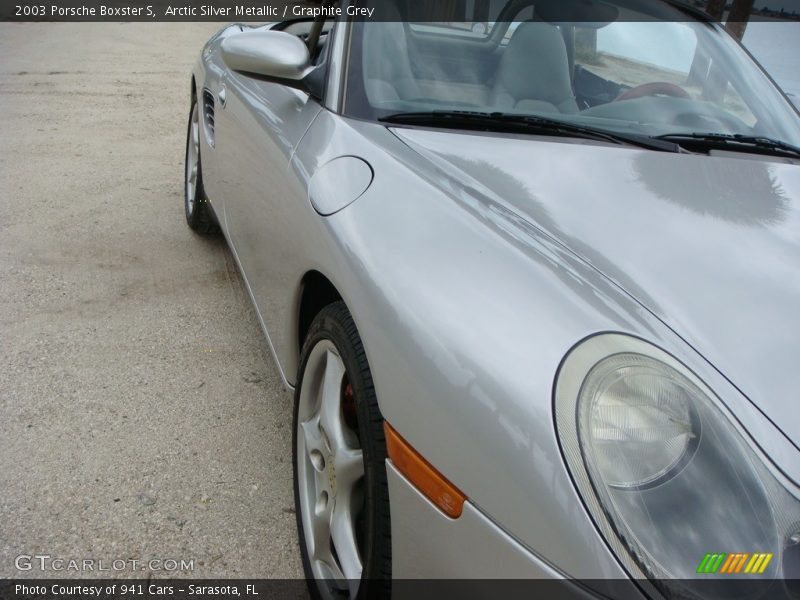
[655,132,800,158]
[379,110,683,153]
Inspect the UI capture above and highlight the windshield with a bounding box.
[343,0,800,147]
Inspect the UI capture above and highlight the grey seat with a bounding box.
[491,22,579,114]
[362,10,420,104]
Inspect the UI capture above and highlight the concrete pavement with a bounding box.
[0,22,303,579]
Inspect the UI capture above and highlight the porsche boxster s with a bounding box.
[185,0,800,597]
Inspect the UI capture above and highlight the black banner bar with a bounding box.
[2,0,799,22]
[3,579,800,600]
[2,1,316,21]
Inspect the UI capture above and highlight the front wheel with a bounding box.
[184,98,218,234]
[293,302,391,599]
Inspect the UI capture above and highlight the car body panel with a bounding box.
[194,24,250,202]
[308,155,374,216]
[214,75,321,368]
[386,462,567,580]
[391,126,800,449]
[387,461,645,600]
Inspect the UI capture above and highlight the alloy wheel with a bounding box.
[296,340,365,597]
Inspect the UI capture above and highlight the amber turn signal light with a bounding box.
[384,421,466,519]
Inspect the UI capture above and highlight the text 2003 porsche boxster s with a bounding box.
[185,0,800,597]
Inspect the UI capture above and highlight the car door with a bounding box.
[213,27,324,359]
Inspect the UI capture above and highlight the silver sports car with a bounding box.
[185,0,800,597]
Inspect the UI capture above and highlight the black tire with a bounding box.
[293,302,391,599]
[184,97,219,235]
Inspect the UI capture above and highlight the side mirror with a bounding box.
[221,30,322,95]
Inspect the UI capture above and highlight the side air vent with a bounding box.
[202,88,215,147]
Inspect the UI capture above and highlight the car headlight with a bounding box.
[555,334,800,599]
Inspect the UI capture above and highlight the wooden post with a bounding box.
[704,0,755,101]
[575,28,599,65]
[687,0,727,85]
[706,0,726,20]
[726,0,755,40]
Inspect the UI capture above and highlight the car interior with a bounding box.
[355,0,617,111]
[262,0,796,141]
[269,1,627,113]
[343,0,768,137]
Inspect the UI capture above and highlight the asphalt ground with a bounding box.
[0,23,303,579]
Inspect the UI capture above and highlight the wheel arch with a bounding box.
[296,270,343,364]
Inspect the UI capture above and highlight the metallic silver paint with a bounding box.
[214,57,322,381]
[391,126,800,452]
[308,156,373,216]
[323,20,349,113]
[190,20,800,582]
[387,463,642,597]
[221,30,314,81]
[217,84,227,108]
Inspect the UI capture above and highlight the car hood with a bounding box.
[392,127,800,448]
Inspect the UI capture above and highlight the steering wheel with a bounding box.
[615,82,691,102]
